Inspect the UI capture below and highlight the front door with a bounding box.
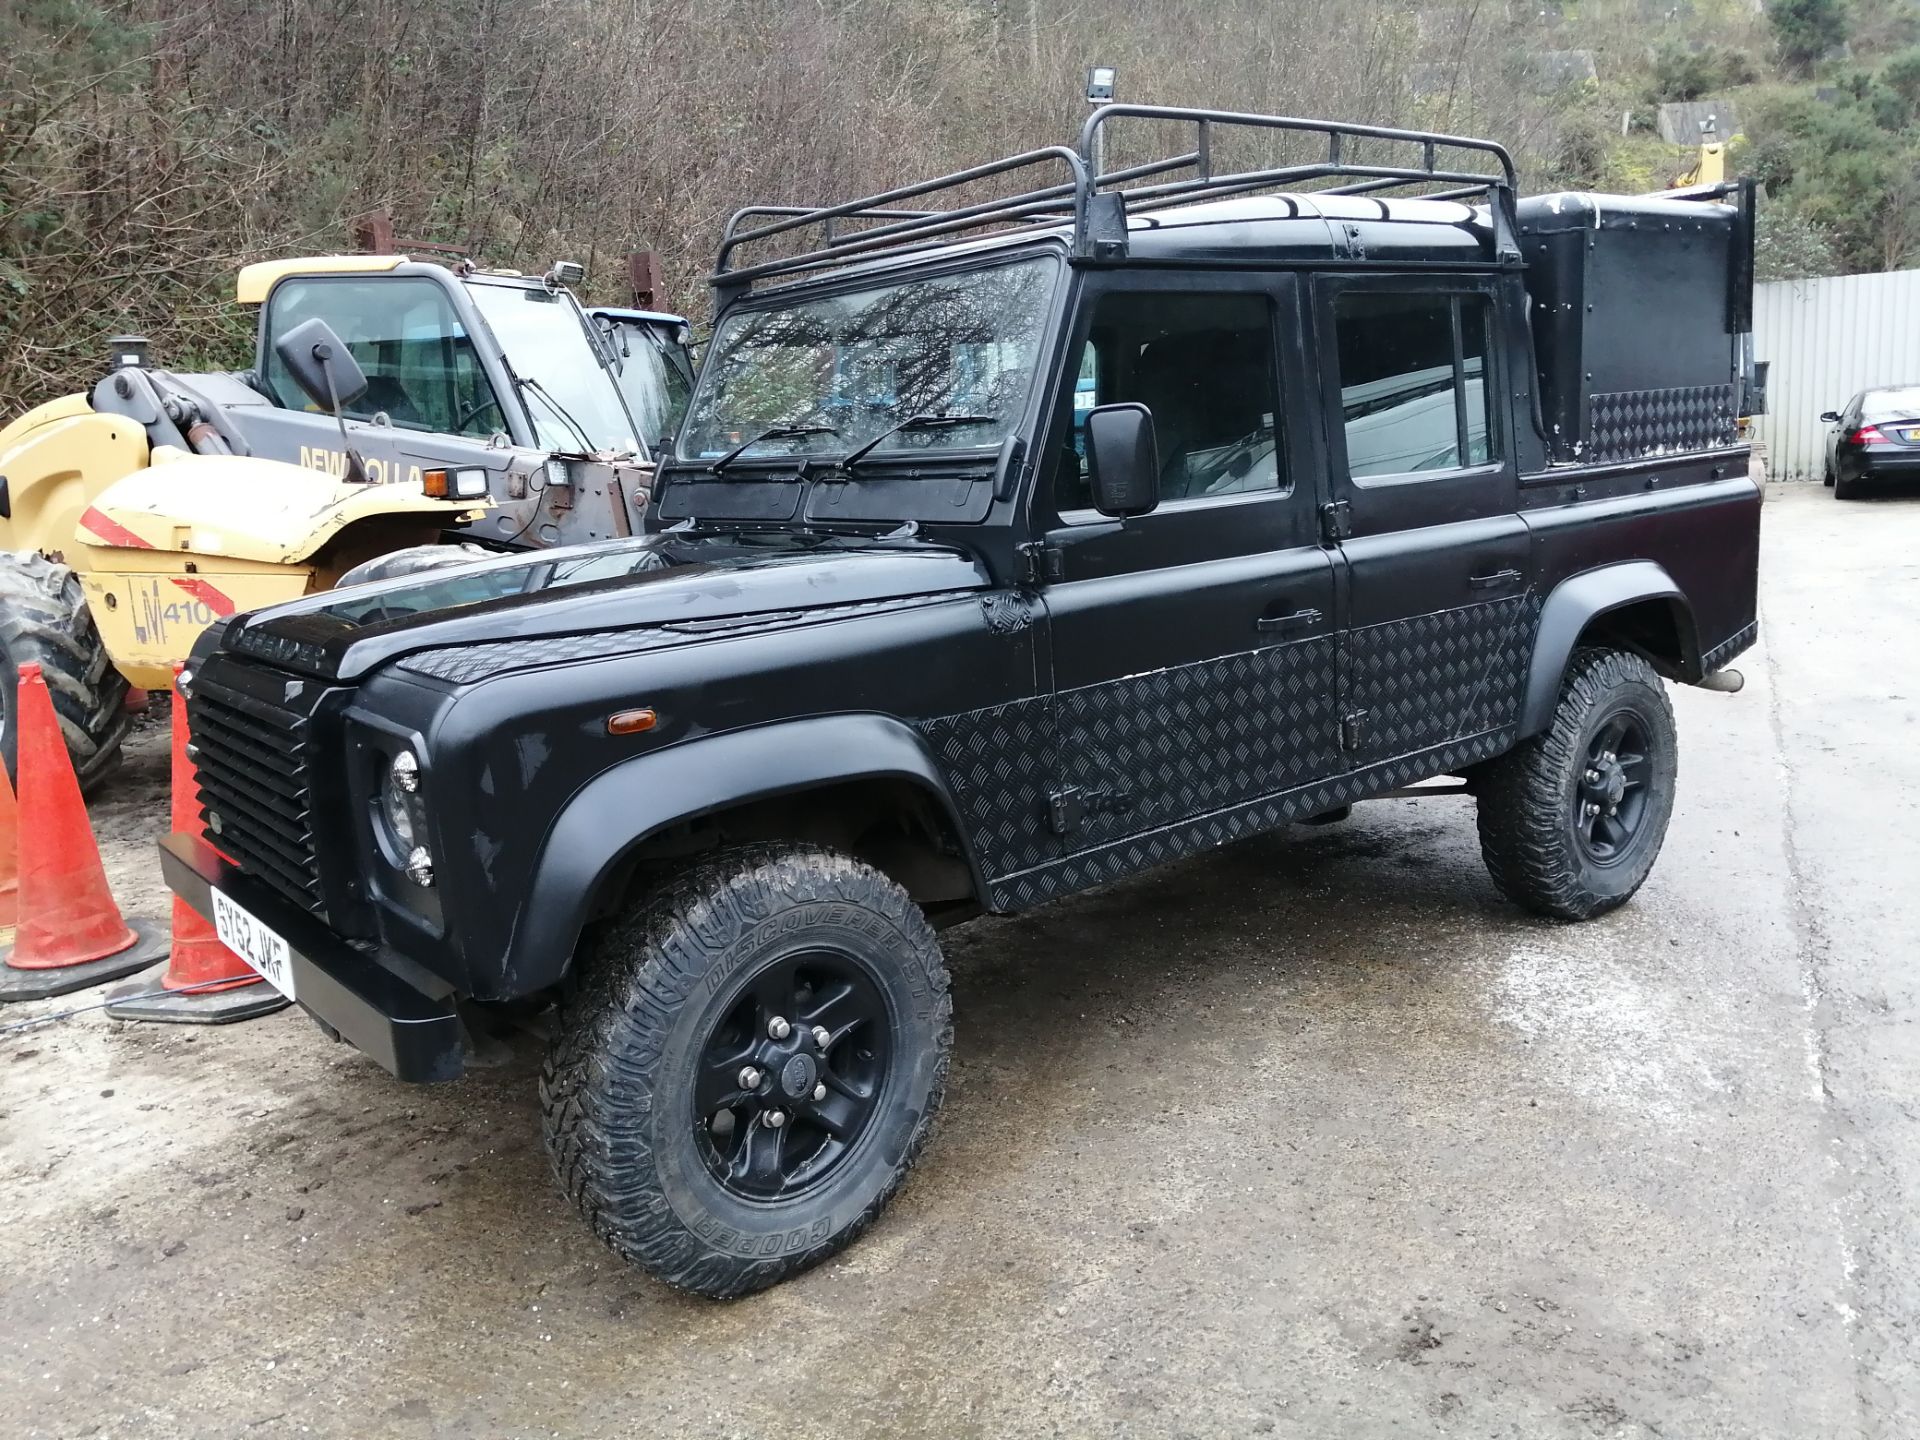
[1032,272,1341,876]
[1313,274,1535,767]
[237,272,517,484]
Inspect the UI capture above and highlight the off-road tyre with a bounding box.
[1475,647,1678,922]
[540,844,954,1299]
[336,542,491,588]
[0,552,131,792]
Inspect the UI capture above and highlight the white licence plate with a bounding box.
[210,889,296,1001]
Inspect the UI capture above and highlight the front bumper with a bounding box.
[159,833,465,1083]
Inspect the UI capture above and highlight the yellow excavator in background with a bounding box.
[0,238,694,787]
[1670,116,1728,190]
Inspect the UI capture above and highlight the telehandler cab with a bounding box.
[0,251,695,786]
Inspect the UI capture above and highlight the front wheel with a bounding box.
[0,552,130,792]
[541,844,953,1298]
[1474,648,1678,921]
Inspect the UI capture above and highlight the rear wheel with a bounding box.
[1474,647,1677,921]
[541,844,953,1298]
[1833,471,1858,500]
[0,552,130,792]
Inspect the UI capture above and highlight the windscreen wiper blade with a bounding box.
[518,375,598,453]
[840,413,998,470]
[710,422,839,474]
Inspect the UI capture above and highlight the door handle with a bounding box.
[1255,607,1322,635]
[1467,568,1523,592]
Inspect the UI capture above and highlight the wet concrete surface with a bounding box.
[1,482,1914,1437]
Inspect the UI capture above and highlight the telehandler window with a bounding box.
[263,277,504,439]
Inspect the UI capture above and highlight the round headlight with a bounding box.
[381,780,417,848]
[380,750,426,853]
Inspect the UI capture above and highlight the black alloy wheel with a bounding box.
[694,949,892,1202]
[1571,710,1654,866]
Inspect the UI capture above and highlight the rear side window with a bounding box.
[1055,290,1282,513]
[1334,292,1495,479]
[263,277,504,438]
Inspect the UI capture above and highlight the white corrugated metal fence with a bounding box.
[1754,269,1920,480]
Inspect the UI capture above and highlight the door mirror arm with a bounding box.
[273,316,374,483]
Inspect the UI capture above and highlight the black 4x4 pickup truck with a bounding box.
[163,106,1761,1298]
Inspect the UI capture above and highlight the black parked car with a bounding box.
[1822,385,1920,498]
[163,105,1763,1298]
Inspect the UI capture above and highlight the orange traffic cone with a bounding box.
[0,663,167,1002]
[107,668,289,1023]
[0,764,18,950]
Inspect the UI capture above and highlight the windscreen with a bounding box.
[680,256,1057,464]
[1863,388,1920,423]
[465,281,640,455]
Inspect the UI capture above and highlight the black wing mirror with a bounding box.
[272,317,373,483]
[274,317,369,414]
[1085,402,1160,518]
[1819,410,1841,424]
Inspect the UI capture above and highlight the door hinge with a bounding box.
[1017,541,1064,585]
[1048,785,1131,835]
[1342,710,1369,752]
[1319,499,1351,546]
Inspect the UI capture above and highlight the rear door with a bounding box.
[1313,273,1535,766]
[1033,270,1341,860]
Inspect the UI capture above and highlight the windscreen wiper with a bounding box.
[840,413,998,469]
[710,422,840,474]
[518,375,598,453]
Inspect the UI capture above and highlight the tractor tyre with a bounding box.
[0,552,131,792]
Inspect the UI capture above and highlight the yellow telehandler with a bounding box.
[0,248,694,786]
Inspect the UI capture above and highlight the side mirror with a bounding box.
[1819,410,1841,424]
[1085,402,1159,518]
[273,317,368,413]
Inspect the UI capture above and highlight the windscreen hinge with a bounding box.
[1016,541,1064,585]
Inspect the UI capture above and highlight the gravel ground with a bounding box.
[1,481,1914,1438]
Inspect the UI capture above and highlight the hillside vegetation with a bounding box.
[3,0,1916,413]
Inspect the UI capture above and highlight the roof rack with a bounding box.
[711,103,1520,298]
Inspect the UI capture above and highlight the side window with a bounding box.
[1334,291,1496,480]
[1054,291,1282,514]
[263,277,504,438]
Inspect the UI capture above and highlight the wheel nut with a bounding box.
[765,1110,787,1128]
[812,1025,831,1049]
[812,1083,827,1101]
[768,1016,791,1040]
[738,1066,762,1090]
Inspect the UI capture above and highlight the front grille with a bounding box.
[190,678,326,918]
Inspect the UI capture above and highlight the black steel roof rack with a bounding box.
[711,103,1521,300]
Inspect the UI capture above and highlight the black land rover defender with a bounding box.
[162,106,1762,1298]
